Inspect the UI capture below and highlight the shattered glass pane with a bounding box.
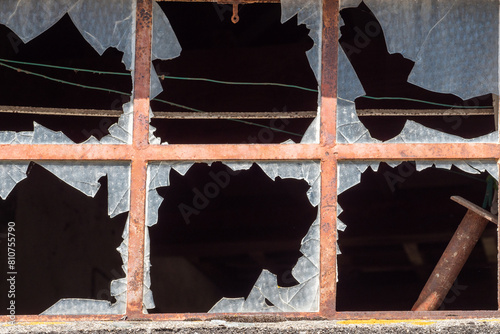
[150,1,321,144]
[0,162,131,315]
[338,0,499,143]
[0,0,180,145]
[146,161,320,313]
[336,160,498,310]
[280,0,323,144]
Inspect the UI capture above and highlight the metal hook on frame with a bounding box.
[231,2,240,24]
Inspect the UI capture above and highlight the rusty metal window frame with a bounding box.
[0,0,498,322]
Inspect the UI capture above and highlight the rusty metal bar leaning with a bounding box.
[412,196,498,311]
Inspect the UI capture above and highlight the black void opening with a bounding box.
[151,3,318,144]
[149,162,317,313]
[339,2,494,141]
[0,14,131,143]
[0,163,127,315]
[337,162,497,311]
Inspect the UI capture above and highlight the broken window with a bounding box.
[0,0,180,145]
[337,161,498,311]
[146,161,320,313]
[338,0,498,143]
[1,0,499,323]
[0,161,130,315]
[149,1,321,144]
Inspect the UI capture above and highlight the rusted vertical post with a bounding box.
[412,207,493,311]
[127,0,153,318]
[319,0,339,318]
[320,0,338,145]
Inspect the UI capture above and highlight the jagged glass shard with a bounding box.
[242,287,278,312]
[68,0,135,69]
[280,0,322,144]
[388,121,499,144]
[41,299,123,315]
[151,1,182,99]
[339,160,498,195]
[31,122,74,144]
[37,162,130,217]
[0,0,79,43]
[415,161,499,181]
[225,162,253,172]
[281,0,322,84]
[300,111,320,144]
[0,132,16,144]
[209,298,245,313]
[408,0,498,100]
[292,255,318,283]
[287,276,319,311]
[100,102,134,144]
[0,163,30,199]
[338,48,366,102]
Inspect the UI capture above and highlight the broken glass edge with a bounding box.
[32,162,132,315]
[151,0,322,145]
[337,49,498,144]
[337,159,499,236]
[341,0,498,100]
[145,160,320,313]
[336,159,498,282]
[42,217,130,315]
[337,0,499,144]
[0,162,30,200]
[281,0,322,144]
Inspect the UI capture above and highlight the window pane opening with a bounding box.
[338,1,496,142]
[151,2,319,144]
[0,15,131,143]
[0,163,127,315]
[337,161,498,311]
[148,162,318,313]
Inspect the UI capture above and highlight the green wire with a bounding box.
[361,95,492,109]
[0,61,131,96]
[0,58,130,76]
[0,58,492,137]
[160,75,318,92]
[0,58,318,92]
[0,58,494,110]
[0,61,303,137]
[0,58,492,109]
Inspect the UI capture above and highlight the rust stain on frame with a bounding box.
[319,0,338,318]
[127,0,153,317]
[320,0,338,146]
